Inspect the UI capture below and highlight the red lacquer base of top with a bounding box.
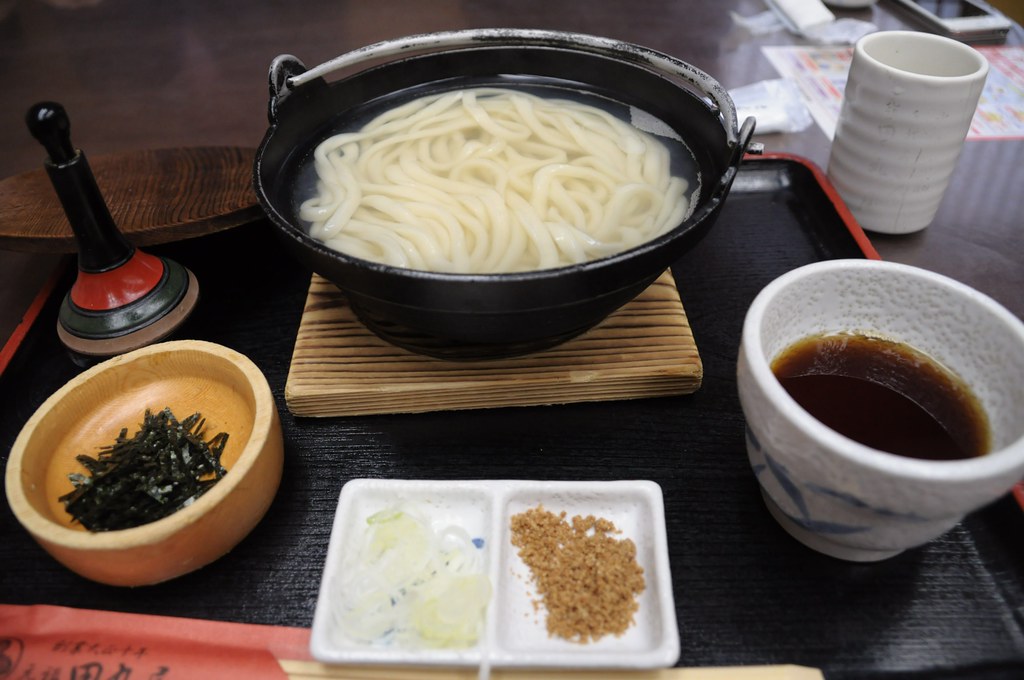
[69,249,165,311]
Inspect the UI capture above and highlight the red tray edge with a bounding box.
[0,256,69,378]
[745,152,882,262]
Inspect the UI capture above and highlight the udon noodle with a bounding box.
[299,87,693,273]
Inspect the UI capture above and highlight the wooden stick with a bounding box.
[279,659,825,680]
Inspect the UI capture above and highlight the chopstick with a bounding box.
[279,660,825,680]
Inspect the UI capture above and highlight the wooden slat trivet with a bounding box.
[285,270,701,417]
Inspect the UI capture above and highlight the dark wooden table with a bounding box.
[2,2,1023,678]
[2,0,1021,328]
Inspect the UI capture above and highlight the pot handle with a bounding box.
[267,54,310,122]
[271,28,742,146]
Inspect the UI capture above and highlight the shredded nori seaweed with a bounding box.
[59,407,228,531]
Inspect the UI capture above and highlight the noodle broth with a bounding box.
[290,79,701,275]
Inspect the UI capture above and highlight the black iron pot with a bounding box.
[254,29,755,360]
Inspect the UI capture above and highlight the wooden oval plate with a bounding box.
[0,146,262,252]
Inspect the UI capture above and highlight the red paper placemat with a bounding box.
[0,604,310,679]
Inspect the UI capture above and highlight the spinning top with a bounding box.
[26,102,199,358]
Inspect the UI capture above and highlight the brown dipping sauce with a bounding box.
[771,333,990,461]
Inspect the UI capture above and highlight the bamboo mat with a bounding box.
[285,271,702,417]
[280,660,825,680]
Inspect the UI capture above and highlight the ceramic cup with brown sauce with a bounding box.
[737,259,1024,561]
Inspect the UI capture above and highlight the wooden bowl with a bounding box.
[4,340,284,586]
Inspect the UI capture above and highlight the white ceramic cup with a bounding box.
[737,260,1024,562]
[826,31,988,235]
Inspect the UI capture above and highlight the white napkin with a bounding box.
[765,0,835,33]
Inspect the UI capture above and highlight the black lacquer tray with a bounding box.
[2,156,1023,679]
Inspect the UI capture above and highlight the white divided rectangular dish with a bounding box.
[310,479,679,670]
